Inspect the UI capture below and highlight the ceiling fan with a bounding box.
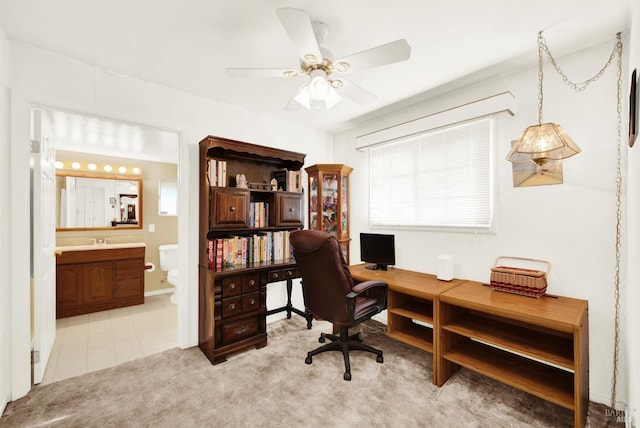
[225,7,411,111]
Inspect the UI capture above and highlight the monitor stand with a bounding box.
[365,263,388,271]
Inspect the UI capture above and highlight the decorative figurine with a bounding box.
[236,173,248,189]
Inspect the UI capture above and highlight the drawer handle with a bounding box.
[249,279,255,286]
[287,271,293,277]
[249,299,256,305]
[228,283,236,290]
[228,303,236,310]
[234,324,249,335]
[229,206,236,212]
[289,208,294,212]
[272,273,279,279]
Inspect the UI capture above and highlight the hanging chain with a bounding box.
[611,32,623,409]
[538,31,623,408]
[537,34,544,124]
[538,31,620,92]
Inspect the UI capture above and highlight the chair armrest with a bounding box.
[346,280,388,325]
[351,280,387,294]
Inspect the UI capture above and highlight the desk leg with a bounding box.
[286,279,293,319]
[266,278,312,328]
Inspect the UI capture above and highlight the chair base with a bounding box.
[305,326,383,381]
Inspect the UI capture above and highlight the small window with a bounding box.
[369,118,492,229]
[159,179,178,216]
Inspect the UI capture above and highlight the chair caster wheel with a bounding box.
[319,335,325,343]
[305,356,312,364]
[357,332,363,342]
[376,355,383,363]
[344,372,351,381]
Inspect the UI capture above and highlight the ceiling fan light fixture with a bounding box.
[283,70,299,77]
[323,86,342,110]
[304,53,319,64]
[308,69,330,100]
[330,79,343,89]
[334,61,350,73]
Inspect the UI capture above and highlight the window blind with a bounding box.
[369,118,492,228]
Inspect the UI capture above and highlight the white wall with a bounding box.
[5,40,333,400]
[626,0,640,424]
[334,38,629,407]
[0,25,11,415]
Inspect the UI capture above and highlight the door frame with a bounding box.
[10,91,32,398]
[9,93,192,400]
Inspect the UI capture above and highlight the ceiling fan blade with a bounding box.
[276,7,323,64]
[226,68,298,78]
[337,78,377,105]
[335,39,411,72]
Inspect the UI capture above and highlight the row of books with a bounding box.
[249,201,269,228]
[272,169,302,192]
[207,230,294,270]
[207,159,227,187]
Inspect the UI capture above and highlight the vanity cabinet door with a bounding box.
[114,258,144,299]
[82,262,113,303]
[56,264,83,311]
[210,188,250,229]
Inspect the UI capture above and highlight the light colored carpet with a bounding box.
[0,317,622,427]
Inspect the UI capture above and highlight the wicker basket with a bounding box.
[490,257,550,298]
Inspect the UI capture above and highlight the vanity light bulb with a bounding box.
[132,167,141,174]
[88,163,97,171]
[71,162,81,169]
[119,166,127,173]
[55,161,64,169]
[104,165,112,172]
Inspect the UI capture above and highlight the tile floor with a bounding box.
[42,294,178,385]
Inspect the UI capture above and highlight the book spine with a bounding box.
[208,239,214,268]
[215,239,223,270]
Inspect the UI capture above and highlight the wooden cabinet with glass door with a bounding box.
[305,164,352,263]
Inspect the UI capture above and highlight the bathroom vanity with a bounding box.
[55,243,146,318]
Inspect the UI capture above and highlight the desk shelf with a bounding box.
[388,291,435,352]
[443,339,575,410]
[442,313,574,370]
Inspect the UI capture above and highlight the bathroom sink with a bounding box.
[55,242,147,254]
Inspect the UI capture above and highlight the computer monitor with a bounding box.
[359,233,396,271]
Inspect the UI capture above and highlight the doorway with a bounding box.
[37,107,181,383]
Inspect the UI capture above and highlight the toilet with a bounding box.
[159,244,179,304]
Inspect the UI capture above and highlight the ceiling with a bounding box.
[0,0,631,133]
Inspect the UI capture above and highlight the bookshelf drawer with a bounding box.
[266,269,283,283]
[242,273,261,293]
[221,276,242,298]
[210,188,250,229]
[221,296,243,318]
[283,267,298,280]
[242,292,260,313]
[222,317,259,345]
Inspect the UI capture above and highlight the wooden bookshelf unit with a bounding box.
[437,281,589,428]
[198,136,309,364]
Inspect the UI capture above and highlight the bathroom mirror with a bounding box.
[56,173,143,231]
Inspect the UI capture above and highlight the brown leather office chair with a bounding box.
[289,229,388,381]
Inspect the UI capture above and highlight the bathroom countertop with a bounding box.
[55,242,147,255]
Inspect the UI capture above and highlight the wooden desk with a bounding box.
[349,263,464,384]
[437,281,588,428]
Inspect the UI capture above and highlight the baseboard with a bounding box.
[144,288,174,297]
